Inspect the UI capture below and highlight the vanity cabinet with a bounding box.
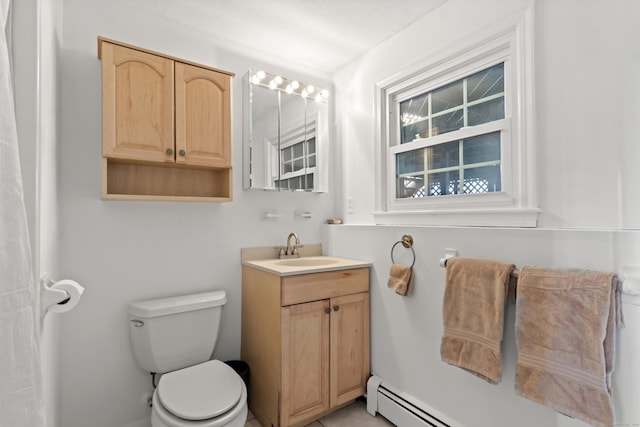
[98,37,233,201]
[241,266,370,427]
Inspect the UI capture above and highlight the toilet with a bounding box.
[128,290,247,427]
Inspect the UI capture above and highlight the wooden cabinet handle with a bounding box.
[333,305,340,312]
[324,307,331,314]
[179,149,186,156]
[166,148,174,155]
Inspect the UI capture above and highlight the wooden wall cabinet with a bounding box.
[98,37,234,201]
[242,266,370,427]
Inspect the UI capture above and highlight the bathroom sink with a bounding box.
[243,255,371,276]
[275,257,340,267]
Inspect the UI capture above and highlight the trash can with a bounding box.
[224,360,249,386]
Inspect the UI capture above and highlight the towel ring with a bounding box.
[390,234,416,267]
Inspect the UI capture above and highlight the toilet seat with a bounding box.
[157,360,242,421]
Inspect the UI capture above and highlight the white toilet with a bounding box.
[128,290,248,427]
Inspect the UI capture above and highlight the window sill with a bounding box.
[373,208,540,228]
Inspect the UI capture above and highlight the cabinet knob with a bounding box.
[179,149,186,157]
[333,305,340,312]
[324,307,331,314]
[166,148,174,155]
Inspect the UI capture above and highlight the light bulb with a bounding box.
[274,76,283,85]
[269,80,278,90]
[306,85,315,94]
[321,89,329,99]
[301,89,309,98]
[285,84,293,94]
[291,80,300,90]
[256,70,266,81]
[315,94,323,102]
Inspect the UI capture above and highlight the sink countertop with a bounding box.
[242,256,371,276]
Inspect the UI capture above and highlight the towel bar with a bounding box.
[441,257,520,277]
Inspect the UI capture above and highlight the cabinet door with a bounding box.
[281,300,330,426]
[101,43,175,163]
[175,63,231,168]
[330,292,370,407]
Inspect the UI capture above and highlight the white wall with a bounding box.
[57,0,337,426]
[331,0,640,426]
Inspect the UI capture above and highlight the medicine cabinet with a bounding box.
[243,69,329,192]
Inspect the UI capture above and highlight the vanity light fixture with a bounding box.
[250,69,329,103]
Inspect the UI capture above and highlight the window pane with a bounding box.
[467,63,504,103]
[432,109,463,135]
[400,93,429,144]
[306,137,316,154]
[463,132,500,165]
[308,154,316,168]
[428,170,459,196]
[293,158,304,171]
[463,165,501,193]
[293,143,303,158]
[428,140,459,170]
[468,98,504,127]
[432,81,462,114]
[400,93,428,125]
[283,162,292,173]
[282,147,291,161]
[397,150,424,175]
[396,175,424,199]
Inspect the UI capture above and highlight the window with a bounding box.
[276,136,316,191]
[375,15,538,227]
[268,120,318,191]
[397,63,505,200]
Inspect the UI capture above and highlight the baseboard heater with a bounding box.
[366,375,456,427]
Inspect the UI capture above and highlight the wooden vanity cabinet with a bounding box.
[98,37,233,201]
[241,266,370,427]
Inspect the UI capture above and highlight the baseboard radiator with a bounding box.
[366,375,455,427]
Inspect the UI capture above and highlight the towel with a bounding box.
[440,257,515,384]
[515,267,622,427]
[388,263,413,295]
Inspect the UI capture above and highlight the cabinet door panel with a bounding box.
[102,43,174,162]
[330,292,370,407]
[175,63,231,168]
[281,300,330,426]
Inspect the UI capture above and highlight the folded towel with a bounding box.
[515,267,622,427]
[441,257,515,384]
[388,263,413,296]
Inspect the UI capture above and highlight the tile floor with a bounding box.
[244,399,395,427]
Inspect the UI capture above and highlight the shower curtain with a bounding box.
[0,0,47,425]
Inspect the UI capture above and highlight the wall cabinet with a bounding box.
[98,37,234,201]
[241,266,370,427]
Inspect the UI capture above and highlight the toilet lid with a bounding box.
[157,360,242,421]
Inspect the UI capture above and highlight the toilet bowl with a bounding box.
[150,360,247,427]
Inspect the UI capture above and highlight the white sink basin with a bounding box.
[243,255,370,276]
[275,257,340,267]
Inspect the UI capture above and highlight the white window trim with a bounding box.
[374,6,538,227]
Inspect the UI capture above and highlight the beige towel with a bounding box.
[515,267,622,427]
[388,263,413,295]
[441,257,515,384]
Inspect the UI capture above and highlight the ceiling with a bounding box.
[128,0,447,74]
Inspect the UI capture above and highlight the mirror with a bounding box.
[243,69,329,192]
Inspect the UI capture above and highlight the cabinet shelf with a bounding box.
[102,158,232,202]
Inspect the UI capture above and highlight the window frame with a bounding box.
[374,13,538,227]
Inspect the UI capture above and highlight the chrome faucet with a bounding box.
[279,232,303,258]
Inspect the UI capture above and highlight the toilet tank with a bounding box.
[128,291,227,374]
